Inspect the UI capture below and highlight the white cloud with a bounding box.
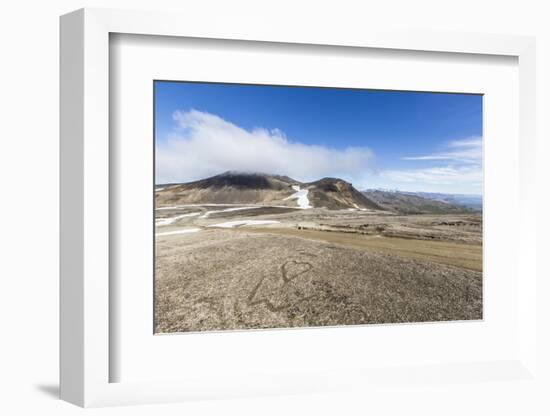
[156,109,374,184]
[156,110,482,194]
[366,137,483,194]
[382,165,482,185]
[358,165,482,194]
[402,137,482,164]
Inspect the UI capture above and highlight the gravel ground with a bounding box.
[154,228,482,333]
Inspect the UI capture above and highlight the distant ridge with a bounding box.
[402,191,482,211]
[362,189,478,214]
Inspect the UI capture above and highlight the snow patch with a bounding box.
[208,220,280,229]
[284,185,312,209]
[156,205,189,210]
[158,203,263,209]
[156,203,304,211]
[155,212,201,226]
[199,206,260,218]
[156,228,201,236]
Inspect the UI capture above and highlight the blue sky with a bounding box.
[155,81,483,194]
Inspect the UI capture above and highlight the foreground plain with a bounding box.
[155,205,482,332]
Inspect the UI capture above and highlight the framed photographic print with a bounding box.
[153,81,484,334]
[60,8,539,408]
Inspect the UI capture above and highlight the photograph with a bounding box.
[154,81,483,333]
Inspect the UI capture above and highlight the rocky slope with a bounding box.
[156,172,382,210]
[305,178,382,210]
[362,189,474,214]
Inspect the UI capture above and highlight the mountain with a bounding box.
[362,189,476,214]
[306,178,383,210]
[156,172,298,205]
[156,172,382,210]
[403,191,482,211]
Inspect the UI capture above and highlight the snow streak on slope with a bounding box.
[155,212,201,226]
[208,220,280,228]
[284,185,312,209]
[199,206,260,219]
[156,228,202,236]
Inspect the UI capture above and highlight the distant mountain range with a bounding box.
[156,172,481,213]
[362,189,482,214]
[402,191,482,211]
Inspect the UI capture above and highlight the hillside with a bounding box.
[156,172,382,210]
[306,178,383,210]
[404,191,482,211]
[362,189,474,214]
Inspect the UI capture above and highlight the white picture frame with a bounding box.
[60,7,538,407]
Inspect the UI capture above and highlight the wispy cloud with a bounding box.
[156,110,374,184]
[368,137,483,194]
[402,137,482,164]
[358,163,482,194]
[382,165,482,186]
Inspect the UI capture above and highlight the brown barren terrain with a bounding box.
[154,203,482,333]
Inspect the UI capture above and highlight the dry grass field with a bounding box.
[154,205,482,333]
